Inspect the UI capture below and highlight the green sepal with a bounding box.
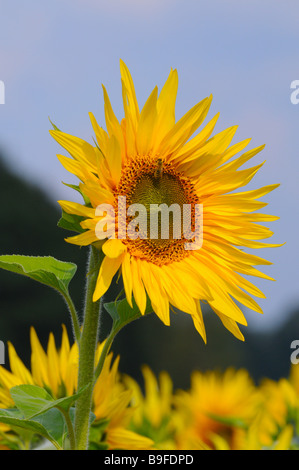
[104,296,153,329]
[61,182,90,205]
[48,117,61,132]
[207,412,247,429]
[88,418,110,450]
[57,209,86,234]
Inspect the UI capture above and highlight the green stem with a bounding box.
[74,246,103,450]
[60,408,76,450]
[93,312,141,384]
[62,292,81,345]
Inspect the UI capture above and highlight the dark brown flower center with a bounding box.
[115,156,199,265]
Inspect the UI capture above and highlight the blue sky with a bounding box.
[0,0,298,332]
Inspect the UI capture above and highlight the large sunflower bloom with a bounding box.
[51,60,280,341]
[0,327,153,450]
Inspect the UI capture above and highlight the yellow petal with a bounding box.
[65,230,98,246]
[229,183,280,201]
[136,86,158,155]
[58,200,95,218]
[196,161,265,196]
[106,427,154,450]
[218,144,265,173]
[7,342,34,385]
[181,126,239,177]
[158,264,203,314]
[78,182,114,207]
[102,239,126,258]
[89,112,109,156]
[273,425,293,450]
[30,327,50,387]
[93,254,124,301]
[140,261,170,325]
[64,343,79,395]
[131,257,147,315]
[122,253,133,307]
[214,312,245,341]
[121,87,137,157]
[57,154,98,183]
[120,60,140,130]
[50,130,97,172]
[210,138,252,169]
[159,95,212,157]
[102,85,125,158]
[59,325,70,384]
[47,333,61,397]
[190,301,207,343]
[190,254,248,325]
[170,112,219,163]
[180,124,238,170]
[164,259,213,302]
[106,134,122,186]
[152,68,178,151]
[0,365,22,390]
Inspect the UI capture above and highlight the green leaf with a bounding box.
[10,383,90,419]
[57,209,86,234]
[0,408,62,450]
[0,255,77,297]
[104,296,153,327]
[10,385,53,419]
[207,412,246,429]
[33,408,66,445]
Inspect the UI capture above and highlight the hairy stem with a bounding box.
[74,246,103,450]
[93,312,142,384]
[60,408,76,450]
[62,292,81,345]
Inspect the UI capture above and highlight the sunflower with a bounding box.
[0,326,153,450]
[254,375,298,449]
[290,363,299,398]
[50,60,280,341]
[123,365,178,449]
[91,346,153,450]
[174,368,260,450]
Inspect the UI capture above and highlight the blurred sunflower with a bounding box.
[254,374,299,449]
[289,363,299,398]
[245,417,294,451]
[123,365,178,449]
[0,326,153,450]
[51,60,281,341]
[174,368,260,450]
